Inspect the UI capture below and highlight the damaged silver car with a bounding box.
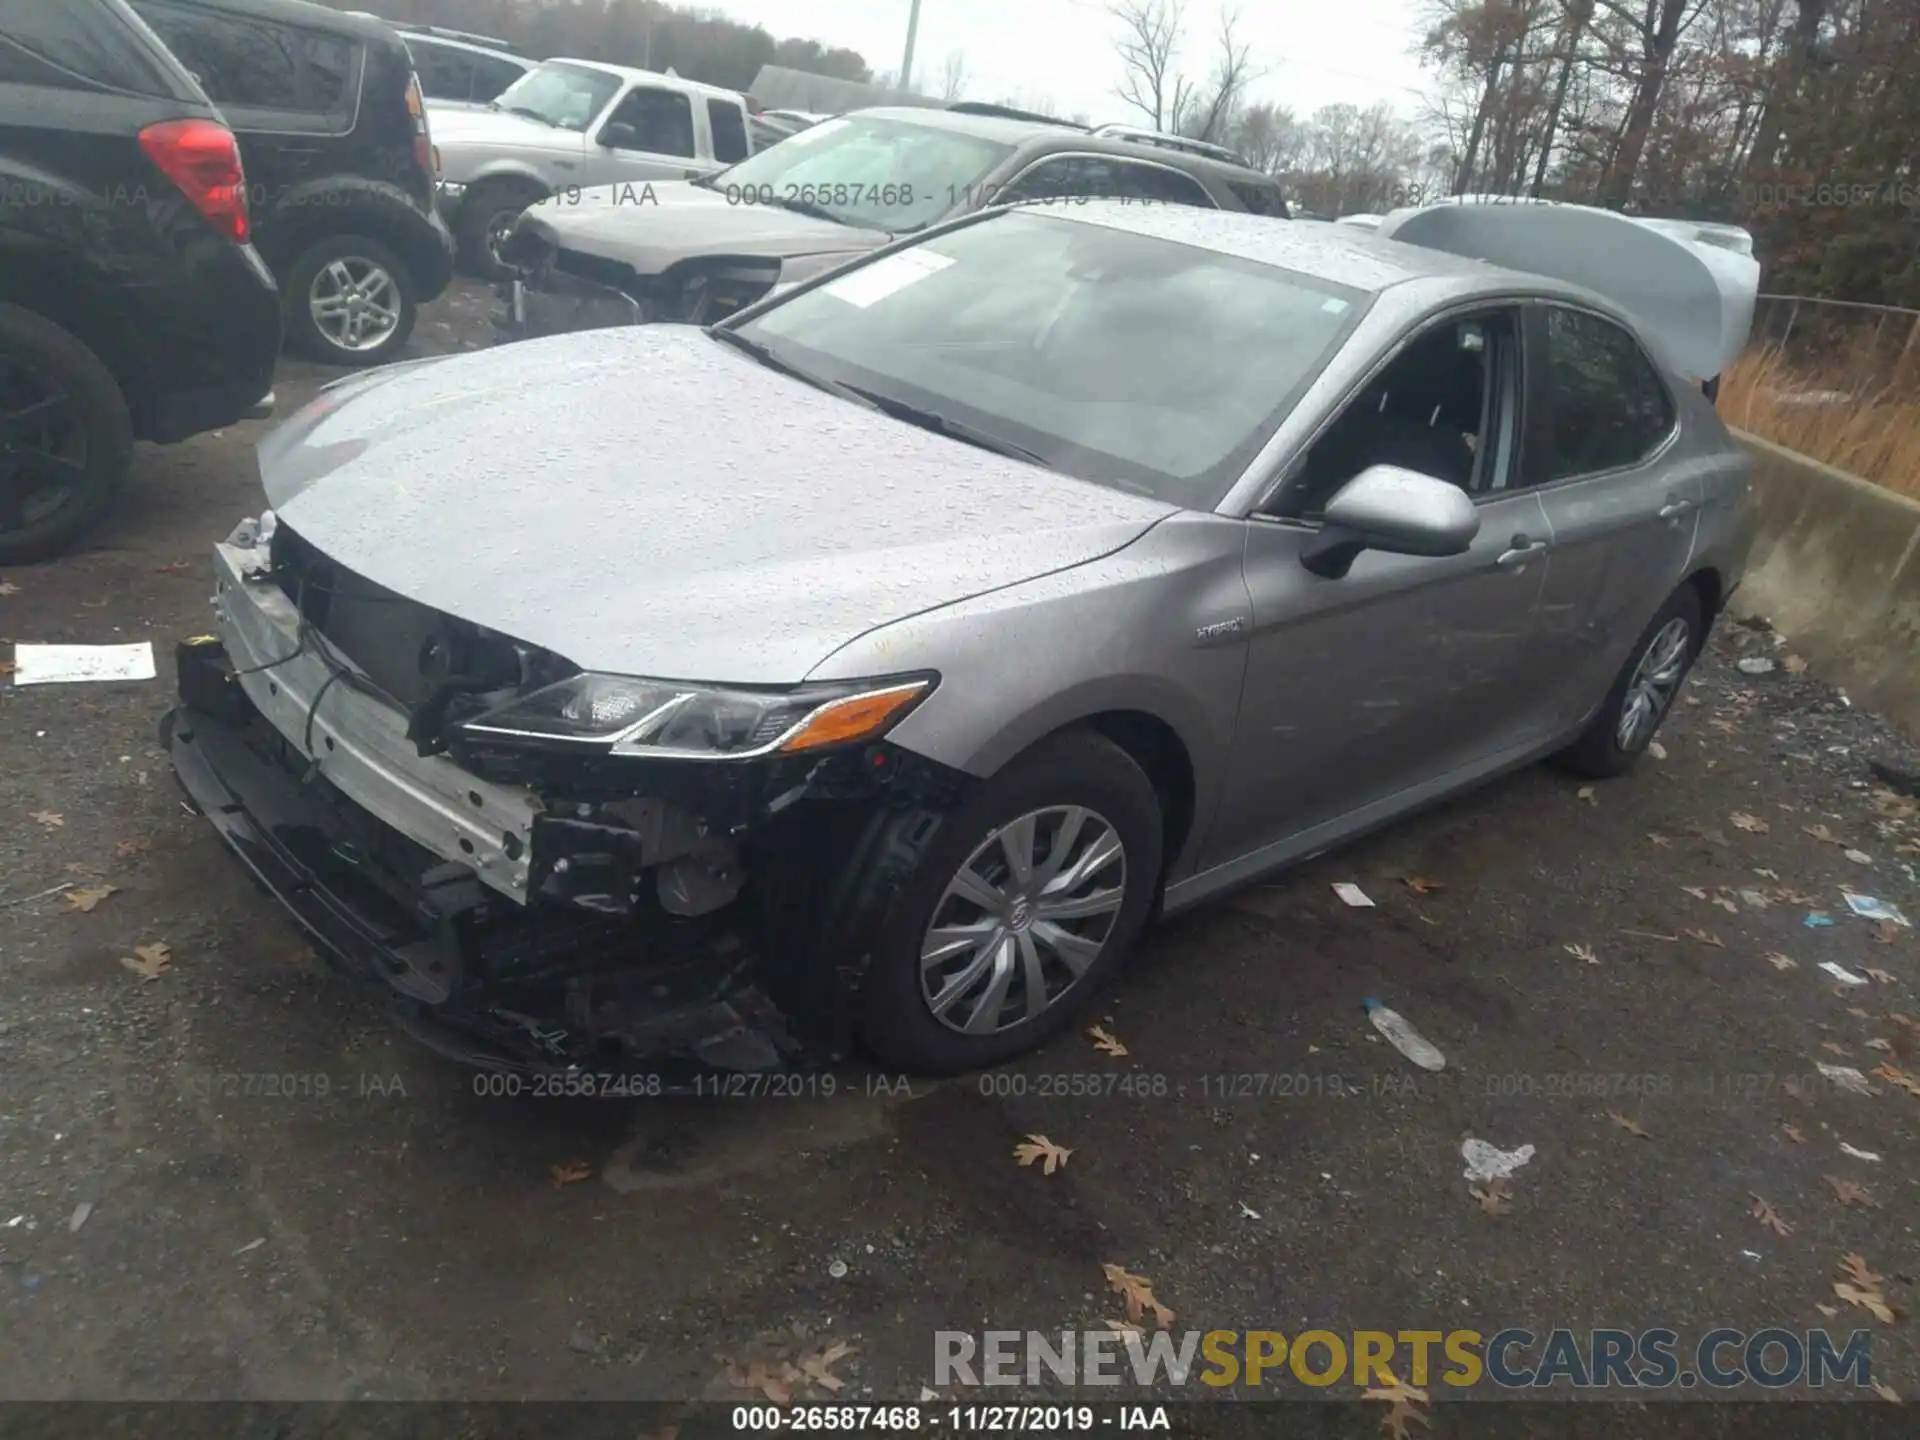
[166,201,1754,1082]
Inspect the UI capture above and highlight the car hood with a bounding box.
[518,180,890,270]
[428,105,576,151]
[256,328,1175,683]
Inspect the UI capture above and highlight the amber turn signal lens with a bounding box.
[778,682,929,753]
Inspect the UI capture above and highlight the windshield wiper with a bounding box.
[708,328,880,409]
[499,104,560,128]
[838,385,1050,468]
[768,194,844,224]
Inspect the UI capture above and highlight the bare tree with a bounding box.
[937,50,970,102]
[1109,0,1191,131]
[1231,102,1307,175]
[1175,9,1262,142]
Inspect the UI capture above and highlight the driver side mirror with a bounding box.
[1300,465,1479,579]
[598,121,640,149]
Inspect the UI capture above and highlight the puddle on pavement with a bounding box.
[600,1077,935,1193]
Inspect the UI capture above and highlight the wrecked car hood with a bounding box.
[256,327,1174,683]
[517,180,889,270]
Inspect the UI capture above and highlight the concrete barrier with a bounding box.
[1728,430,1920,735]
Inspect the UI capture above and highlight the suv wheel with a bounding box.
[859,731,1164,1074]
[0,302,133,565]
[456,179,547,281]
[285,235,417,366]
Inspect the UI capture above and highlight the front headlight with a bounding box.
[459,673,935,759]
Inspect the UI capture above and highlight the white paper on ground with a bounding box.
[1331,882,1374,907]
[820,248,954,308]
[1461,1138,1536,1183]
[1819,960,1870,986]
[11,642,155,685]
[1842,891,1910,926]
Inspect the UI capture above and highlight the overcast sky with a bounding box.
[702,0,1434,124]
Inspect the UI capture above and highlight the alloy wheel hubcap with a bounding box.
[919,805,1127,1036]
[309,257,400,352]
[1617,616,1692,750]
[0,361,86,533]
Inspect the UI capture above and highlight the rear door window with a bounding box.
[707,97,749,164]
[0,0,192,97]
[1534,305,1677,479]
[1109,160,1216,208]
[131,1,356,118]
[407,42,474,104]
[1228,179,1284,215]
[468,53,524,104]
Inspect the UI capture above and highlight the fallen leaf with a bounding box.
[1874,1380,1902,1402]
[1874,920,1904,944]
[1834,1253,1898,1323]
[1013,1134,1073,1175]
[119,942,171,982]
[1774,888,1818,905]
[1647,832,1673,847]
[1681,927,1724,947]
[798,1339,855,1392]
[1845,849,1875,865]
[1872,1063,1920,1097]
[1103,1318,1144,1335]
[154,561,193,574]
[1866,969,1897,985]
[1087,1023,1128,1058]
[0,580,19,596]
[1102,1262,1174,1329]
[1867,1038,1894,1053]
[1469,1177,1512,1216]
[1564,942,1598,964]
[1576,786,1596,804]
[1730,811,1769,833]
[1782,1123,1807,1143]
[1784,654,1809,674]
[549,1161,592,1188]
[1361,1374,1432,1440]
[1806,823,1842,844]
[0,661,12,676]
[113,836,152,859]
[730,1361,795,1404]
[1750,1195,1792,1236]
[1817,1304,1841,1318]
[61,885,117,913]
[1851,1007,1872,1018]
[1402,875,1443,894]
[30,810,62,829]
[1607,1111,1650,1139]
[1765,952,1798,971]
[1648,740,1668,759]
[1712,894,1739,913]
[1827,1175,1880,1209]
[1682,885,1709,900]
[1822,1041,1852,1056]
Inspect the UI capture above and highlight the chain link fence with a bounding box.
[1751,294,1920,394]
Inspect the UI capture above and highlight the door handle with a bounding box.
[1496,536,1548,568]
[1659,496,1699,519]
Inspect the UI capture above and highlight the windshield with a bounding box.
[731,210,1366,508]
[709,115,1014,232]
[491,61,623,132]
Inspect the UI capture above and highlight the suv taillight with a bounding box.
[139,119,249,243]
[405,73,434,178]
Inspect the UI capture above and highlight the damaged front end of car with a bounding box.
[164,512,971,1085]
[495,224,781,342]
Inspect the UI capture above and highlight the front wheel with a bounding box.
[456,180,547,281]
[1553,584,1704,779]
[0,301,133,565]
[284,234,418,367]
[859,731,1164,1074]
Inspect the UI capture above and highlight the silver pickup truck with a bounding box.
[432,58,757,277]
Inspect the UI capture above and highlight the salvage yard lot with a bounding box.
[3,283,1919,1411]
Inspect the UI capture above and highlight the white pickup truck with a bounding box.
[432,58,757,278]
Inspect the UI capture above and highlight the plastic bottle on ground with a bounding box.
[1363,996,1445,1071]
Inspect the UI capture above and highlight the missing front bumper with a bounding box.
[162,642,807,1083]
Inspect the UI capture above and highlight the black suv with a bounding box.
[0,0,279,564]
[128,0,454,365]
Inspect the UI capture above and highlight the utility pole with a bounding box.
[898,0,923,93]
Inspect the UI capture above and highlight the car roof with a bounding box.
[541,57,747,103]
[183,0,397,42]
[400,31,529,65]
[836,106,1283,186]
[1033,202,1562,298]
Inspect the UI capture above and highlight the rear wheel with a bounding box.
[456,179,547,281]
[0,302,132,565]
[859,731,1163,1074]
[1554,584,1703,779]
[284,234,417,367]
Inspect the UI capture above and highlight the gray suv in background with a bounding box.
[496,104,1290,336]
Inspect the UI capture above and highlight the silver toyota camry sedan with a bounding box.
[166,200,1755,1081]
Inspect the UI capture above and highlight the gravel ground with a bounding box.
[2,283,1918,1421]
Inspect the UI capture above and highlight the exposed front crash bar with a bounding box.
[209,534,540,904]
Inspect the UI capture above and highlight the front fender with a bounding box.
[446,156,554,195]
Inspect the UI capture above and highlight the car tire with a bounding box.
[859,730,1164,1075]
[284,234,418,367]
[0,301,133,566]
[456,179,547,281]
[1553,583,1704,780]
